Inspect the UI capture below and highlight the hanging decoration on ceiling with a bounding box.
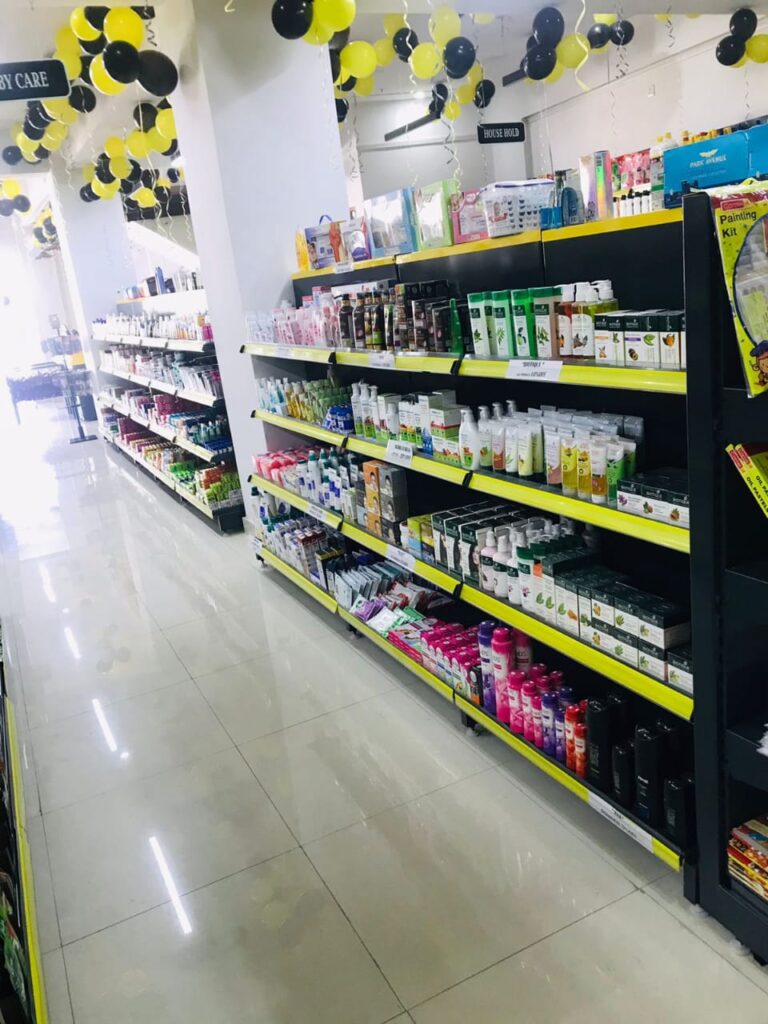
[31,207,58,249]
[512,7,634,86]
[0,180,31,218]
[715,8,766,66]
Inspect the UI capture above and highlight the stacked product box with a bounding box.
[594,310,686,369]
[359,460,409,542]
[617,468,690,529]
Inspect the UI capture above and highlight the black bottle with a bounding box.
[608,692,632,740]
[656,717,684,777]
[663,777,695,847]
[635,726,663,827]
[339,294,353,347]
[586,698,612,792]
[612,742,635,809]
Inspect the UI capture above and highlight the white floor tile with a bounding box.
[42,949,73,1024]
[306,770,634,1006]
[44,747,296,943]
[410,891,768,1022]
[240,690,490,843]
[195,634,395,744]
[31,681,233,811]
[163,608,266,678]
[64,848,402,1024]
[27,816,60,954]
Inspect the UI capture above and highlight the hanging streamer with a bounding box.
[401,0,420,191]
[224,0,237,10]
[143,4,157,48]
[573,0,591,93]
[615,3,629,78]
[664,7,675,49]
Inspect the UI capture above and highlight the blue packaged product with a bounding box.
[664,132,749,207]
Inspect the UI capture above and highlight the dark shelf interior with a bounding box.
[721,387,768,443]
[727,720,768,790]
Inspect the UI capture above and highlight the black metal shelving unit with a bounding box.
[685,191,768,955]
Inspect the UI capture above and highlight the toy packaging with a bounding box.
[364,189,419,257]
[304,216,345,269]
[450,189,489,245]
[415,179,457,250]
[341,216,371,262]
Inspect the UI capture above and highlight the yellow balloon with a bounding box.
[9,122,21,141]
[42,98,69,119]
[42,133,64,152]
[91,54,125,95]
[110,156,132,179]
[44,121,68,143]
[22,152,40,165]
[104,7,145,47]
[472,13,495,24]
[383,13,406,37]
[354,75,375,96]
[156,108,176,139]
[455,82,475,104]
[428,6,461,48]
[55,26,81,56]
[104,136,125,159]
[747,33,768,62]
[157,177,172,189]
[70,7,100,41]
[334,86,345,99]
[2,179,20,200]
[340,40,377,78]
[92,177,120,198]
[467,62,484,88]
[146,127,168,152]
[338,66,353,84]
[314,0,356,32]
[82,163,95,183]
[374,36,395,66]
[654,12,672,21]
[134,187,157,209]
[593,13,618,25]
[443,100,461,121]
[16,133,36,153]
[304,16,334,45]
[54,49,81,80]
[126,130,151,158]
[557,33,589,69]
[57,106,78,126]
[733,53,748,67]
[545,61,565,83]
[410,42,442,79]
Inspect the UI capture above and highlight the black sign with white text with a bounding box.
[0,60,69,102]
[477,122,526,145]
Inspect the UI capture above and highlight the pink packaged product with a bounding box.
[450,189,489,245]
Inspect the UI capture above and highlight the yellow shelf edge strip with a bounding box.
[459,359,686,394]
[396,229,541,264]
[260,548,338,613]
[253,410,344,446]
[543,208,682,242]
[291,256,395,281]
[461,585,693,720]
[242,344,334,364]
[6,699,49,1023]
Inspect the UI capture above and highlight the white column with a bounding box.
[160,0,349,493]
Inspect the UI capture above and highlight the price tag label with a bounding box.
[587,792,653,851]
[274,345,292,359]
[506,359,563,381]
[334,260,354,274]
[370,351,395,368]
[386,545,415,572]
[385,439,413,468]
[252,537,263,556]
[307,502,334,525]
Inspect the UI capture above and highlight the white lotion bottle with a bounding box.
[459,408,481,470]
[477,405,493,470]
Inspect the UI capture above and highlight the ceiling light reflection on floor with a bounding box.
[148,836,193,935]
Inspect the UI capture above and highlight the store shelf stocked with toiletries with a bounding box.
[243,207,698,877]
[684,190,768,960]
[93,295,243,533]
[0,625,47,1023]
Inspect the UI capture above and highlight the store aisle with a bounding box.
[2,404,768,1024]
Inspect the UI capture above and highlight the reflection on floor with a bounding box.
[2,402,768,1023]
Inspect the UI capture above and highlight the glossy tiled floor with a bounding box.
[3,402,768,1023]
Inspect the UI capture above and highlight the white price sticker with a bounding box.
[370,351,395,368]
[385,439,414,468]
[307,502,333,525]
[587,792,653,852]
[334,260,354,274]
[274,345,292,359]
[506,359,563,381]
[386,545,415,572]
[252,537,263,556]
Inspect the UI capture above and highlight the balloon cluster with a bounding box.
[272,0,357,45]
[519,8,635,84]
[715,8,768,67]
[79,102,177,206]
[585,13,635,52]
[0,180,31,218]
[3,93,92,167]
[32,208,58,249]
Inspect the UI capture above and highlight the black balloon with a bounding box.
[26,109,49,131]
[716,34,746,64]
[33,227,47,243]
[609,20,635,45]
[84,6,108,30]
[167,168,180,183]
[526,44,557,80]
[432,82,449,102]
[474,79,496,109]
[443,36,476,78]
[340,75,356,91]
[137,51,178,96]
[103,41,140,83]
[23,122,44,141]
[133,102,157,130]
[95,158,115,184]
[69,85,96,113]
[154,186,171,204]
[124,196,138,209]
[335,97,349,123]
[119,178,136,195]
[136,6,154,18]
[2,146,22,166]
[587,23,611,49]
[393,27,418,59]
[157,98,171,109]
[12,194,30,213]
[0,200,13,217]
[730,8,757,40]
[27,100,53,127]
[141,168,159,188]
[126,159,141,183]
[533,6,565,47]
[79,183,97,202]
[44,217,55,234]
[80,34,105,55]
[330,49,341,83]
[329,28,350,51]
[35,145,50,160]
[79,55,94,85]
[271,0,313,40]
[161,138,178,157]
[428,96,445,116]
[526,34,537,51]
[520,54,529,76]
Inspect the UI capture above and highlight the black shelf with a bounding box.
[721,386,768,442]
[727,720,768,790]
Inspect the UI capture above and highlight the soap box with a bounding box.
[636,597,691,650]
[667,644,694,694]
[638,638,666,680]
[604,624,639,667]
[450,189,489,244]
[594,312,627,366]
[415,179,457,250]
